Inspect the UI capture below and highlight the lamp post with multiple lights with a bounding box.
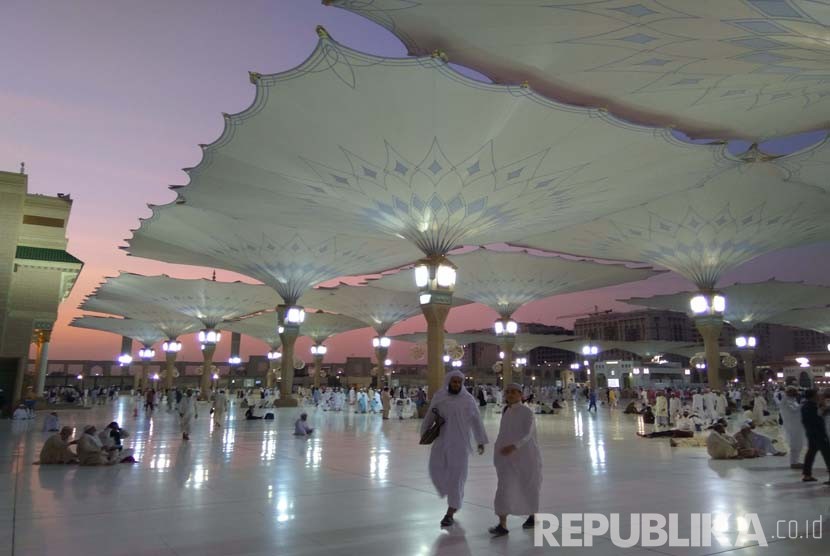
[138,346,155,391]
[277,305,305,406]
[734,335,758,387]
[372,336,392,388]
[582,343,599,390]
[310,344,328,388]
[198,328,221,397]
[161,339,181,390]
[266,350,282,388]
[494,318,518,387]
[415,256,457,397]
[690,293,726,390]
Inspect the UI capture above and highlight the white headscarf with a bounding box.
[430,370,475,405]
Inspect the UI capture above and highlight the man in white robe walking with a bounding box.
[421,370,488,527]
[779,387,805,469]
[179,389,198,440]
[212,389,228,428]
[489,383,542,537]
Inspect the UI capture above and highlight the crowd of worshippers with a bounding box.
[38,420,136,466]
[706,387,830,484]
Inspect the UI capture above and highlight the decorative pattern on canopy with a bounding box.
[87,273,280,329]
[220,313,282,349]
[137,32,732,260]
[80,297,202,340]
[519,156,830,290]
[623,280,830,331]
[70,316,168,348]
[300,283,471,335]
[127,206,421,304]
[329,0,830,139]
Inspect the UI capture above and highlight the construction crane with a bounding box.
[557,305,613,320]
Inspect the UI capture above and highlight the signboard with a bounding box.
[607,378,620,388]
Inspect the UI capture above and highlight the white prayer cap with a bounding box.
[741,420,753,429]
[504,383,523,393]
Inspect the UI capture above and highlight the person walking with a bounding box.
[212,389,228,428]
[801,389,830,484]
[421,370,488,528]
[179,389,198,441]
[780,386,806,469]
[489,383,542,537]
[587,389,597,412]
[381,387,391,420]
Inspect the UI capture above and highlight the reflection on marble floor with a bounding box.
[1,398,827,556]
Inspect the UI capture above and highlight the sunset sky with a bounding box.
[3,0,829,366]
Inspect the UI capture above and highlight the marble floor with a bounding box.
[1,398,828,556]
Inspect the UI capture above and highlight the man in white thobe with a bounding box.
[421,370,488,528]
[779,387,805,468]
[703,390,717,422]
[212,389,228,428]
[179,389,198,440]
[752,393,768,425]
[348,387,356,406]
[655,393,669,427]
[489,383,542,537]
[692,391,705,417]
[668,394,681,425]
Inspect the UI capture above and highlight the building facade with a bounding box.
[0,169,82,411]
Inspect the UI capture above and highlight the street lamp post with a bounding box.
[198,329,221,398]
[690,292,726,390]
[734,335,757,387]
[494,318,518,386]
[276,305,305,406]
[310,344,327,389]
[138,347,155,391]
[416,256,456,399]
[582,343,599,390]
[266,350,282,388]
[372,336,391,388]
[162,340,181,391]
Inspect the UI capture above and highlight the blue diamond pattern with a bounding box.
[394,161,408,175]
[467,161,480,175]
[637,58,672,66]
[748,0,803,19]
[331,174,349,184]
[363,166,377,178]
[731,20,789,34]
[731,37,785,50]
[611,4,657,17]
[428,160,442,174]
[507,167,524,180]
[466,198,486,214]
[618,33,658,44]
[672,78,702,86]
[428,196,444,213]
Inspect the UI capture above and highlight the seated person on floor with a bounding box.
[706,423,741,460]
[38,426,78,464]
[733,420,786,458]
[43,411,60,432]
[99,422,136,463]
[294,413,313,436]
[245,407,263,420]
[642,406,655,424]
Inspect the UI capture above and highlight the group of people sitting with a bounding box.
[38,421,136,465]
[706,419,787,459]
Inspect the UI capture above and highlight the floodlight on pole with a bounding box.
[162,340,182,353]
[310,345,328,356]
[372,336,391,348]
[228,356,242,365]
[198,329,221,345]
[117,353,133,366]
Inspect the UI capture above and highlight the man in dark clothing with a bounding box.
[800,389,830,484]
